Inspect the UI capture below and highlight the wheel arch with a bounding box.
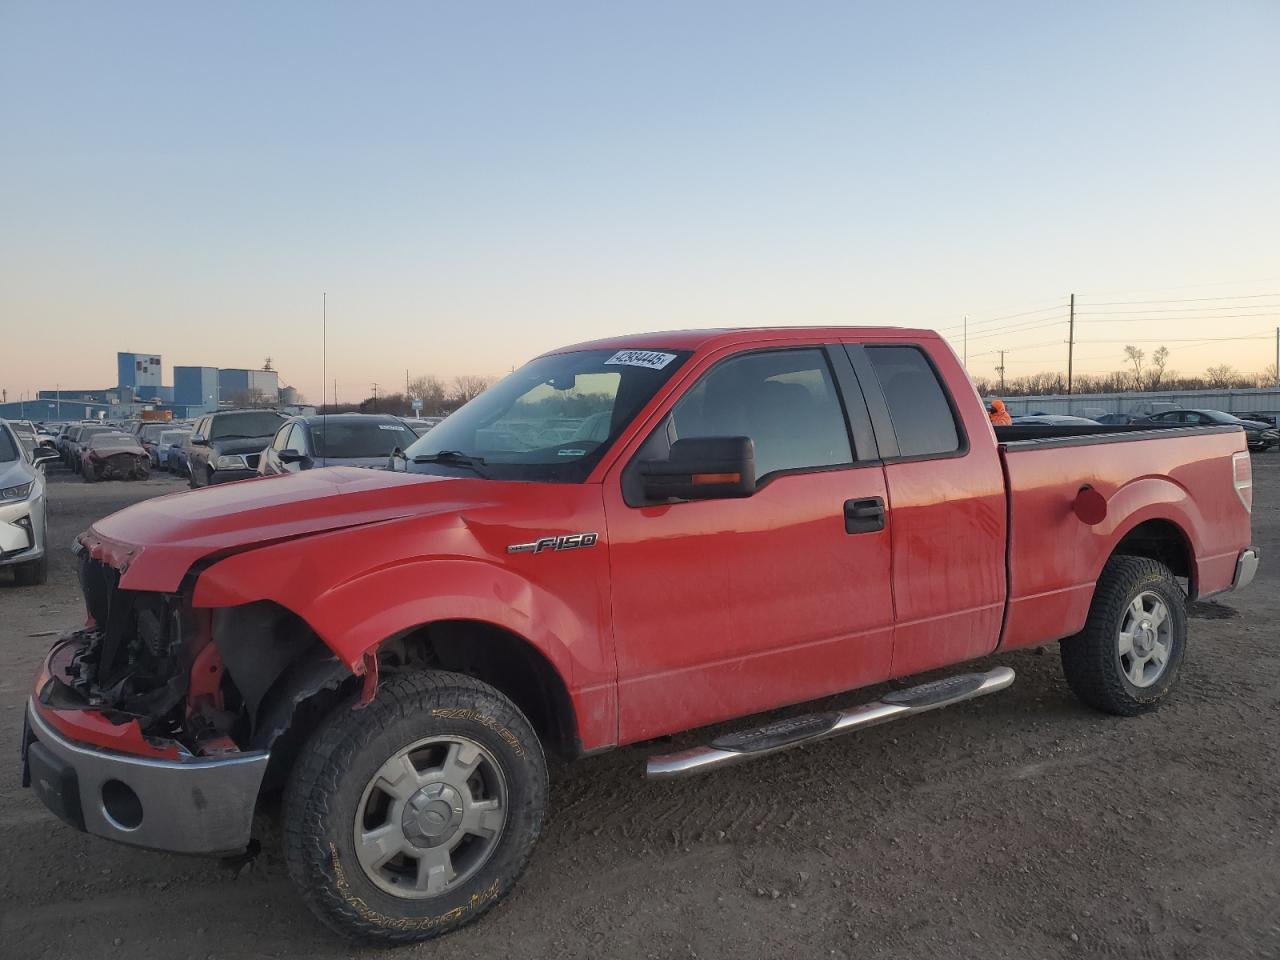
[376,619,581,760]
[1106,516,1195,592]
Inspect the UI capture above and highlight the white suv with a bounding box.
[0,419,56,585]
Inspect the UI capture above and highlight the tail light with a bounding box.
[1232,451,1252,513]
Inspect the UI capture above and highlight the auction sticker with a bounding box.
[604,350,677,370]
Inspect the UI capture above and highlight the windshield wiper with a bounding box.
[412,450,489,477]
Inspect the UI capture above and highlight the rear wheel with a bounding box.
[283,671,548,944]
[1060,556,1187,715]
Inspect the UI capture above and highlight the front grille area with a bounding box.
[61,549,190,724]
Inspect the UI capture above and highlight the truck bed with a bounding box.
[995,423,1250,651]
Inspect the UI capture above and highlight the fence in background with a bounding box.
[1001,387,1280,418]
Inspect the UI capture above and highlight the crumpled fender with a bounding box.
[189,515,616,750]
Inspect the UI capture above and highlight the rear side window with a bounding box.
[865,346,960,458]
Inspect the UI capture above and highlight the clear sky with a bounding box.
[3,1,1278,403]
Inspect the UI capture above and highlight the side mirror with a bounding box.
[278,449,309,465]
[32,449,59,467]
[190,434,208,446]
[640,436,755,502]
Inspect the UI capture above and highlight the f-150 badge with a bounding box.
[507,532,599,555]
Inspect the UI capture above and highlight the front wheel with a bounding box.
[1060,555,1187,716]
[283,671,548,945]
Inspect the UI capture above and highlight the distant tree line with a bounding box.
[975,345,1279,397]
[319,374,496,416]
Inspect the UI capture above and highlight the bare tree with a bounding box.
[1145,346,1170,390]
[450,375,493,407]
[1204,364,1237,389]
[1123,346,1146,390]
[407,375,448,415]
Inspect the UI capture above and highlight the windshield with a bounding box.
[404,348,690,481]
[313,420,419,458]
[0,427,19,462]
[139,423,169,440]
[160,431,189,443]
[210,412,285,439]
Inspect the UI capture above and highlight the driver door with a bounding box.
[604,345,894,744]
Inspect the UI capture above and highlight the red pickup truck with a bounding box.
[22,327,1258,943]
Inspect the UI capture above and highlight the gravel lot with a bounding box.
[1,460,1277,960]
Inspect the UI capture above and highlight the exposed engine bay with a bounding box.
[36,546,351,759]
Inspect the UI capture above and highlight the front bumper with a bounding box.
[1232,546,1260,592]
[22,700,269,855]
[0,494,43,564]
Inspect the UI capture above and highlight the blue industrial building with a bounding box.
[218,368,279,401]
[174,366,220,414]
[117,352,163,392]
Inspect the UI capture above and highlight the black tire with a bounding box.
[283,671,548,945]
[1060,555,1187,716]
[13,552,48,586]
[82,467,97,483]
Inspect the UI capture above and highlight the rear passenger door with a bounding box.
[846,342,1008,677]
[605,344,895,743]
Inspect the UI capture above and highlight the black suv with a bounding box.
[187,409,287,488]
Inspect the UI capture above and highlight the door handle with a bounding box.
[844,496,885,534]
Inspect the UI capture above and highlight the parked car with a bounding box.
[9,421,38,455]
[186,409,287,487]
[80,432,151,482]
[64,424,118,472]
[259,414,421,475]
[402,416,446,436]
[1238,411,1277,427]
[1095,412,1136,425]
[135,422,173,466]
[1010,414,1101,426]
[0,419,56,584]
[155,429,192,473]
[1135,409,1278,451]
[22,327,1257,944]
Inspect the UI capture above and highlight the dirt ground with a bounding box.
[1,460,1277,960]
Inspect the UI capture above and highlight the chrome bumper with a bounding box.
[23,700,269,855]
[1232,547,1259,592]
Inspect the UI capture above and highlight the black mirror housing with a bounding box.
[190,435,208,446]
[640,436,755,502]
[278,449,307,464]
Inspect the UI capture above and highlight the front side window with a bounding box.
[271,423,293,451]
[664,348,853,480]
[865,346,961,458]
[405,348,690,482]
[286,423,308,453]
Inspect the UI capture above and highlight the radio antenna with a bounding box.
[322,292,327,439]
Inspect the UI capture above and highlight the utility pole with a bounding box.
[963,314,968,368]
[996,350,1006,393]
[1067,293,1075,395]
[405,368,411,399]
[371,383,378,413]
[1275,327,1279,387]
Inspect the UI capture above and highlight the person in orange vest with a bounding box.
[987,398,1013,426]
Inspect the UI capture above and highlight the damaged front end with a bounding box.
[24,543,354,855]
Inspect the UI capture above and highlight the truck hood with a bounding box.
[80,467,480,591]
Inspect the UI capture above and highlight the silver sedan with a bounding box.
[0,419,56,585]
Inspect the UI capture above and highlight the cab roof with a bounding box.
[546,326,940,356]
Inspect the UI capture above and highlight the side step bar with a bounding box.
[645,667,1015,779]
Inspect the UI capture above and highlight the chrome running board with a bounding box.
[645,667,1015,779]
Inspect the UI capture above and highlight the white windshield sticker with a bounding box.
[377,424,405,430]
[604,350,677,370]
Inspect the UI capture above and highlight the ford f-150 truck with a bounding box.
[21,327,1258,944]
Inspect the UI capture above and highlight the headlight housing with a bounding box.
[0,481,34,502]
[213,454,249,470]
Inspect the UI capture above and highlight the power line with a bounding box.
[1081,292,1280,307]
[1077,304,1280,315]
